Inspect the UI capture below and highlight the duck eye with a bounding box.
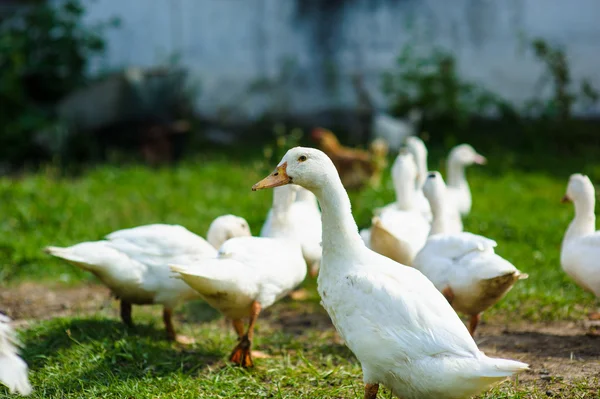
[298,155,307,162]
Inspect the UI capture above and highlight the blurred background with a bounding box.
[1,0,599,171]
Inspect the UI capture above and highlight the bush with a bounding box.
[381,45,514,131]
[0,0,117,166]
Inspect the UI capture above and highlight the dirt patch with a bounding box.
[2,282,600,394]
[0,282,111,326]
[474,321,600,395]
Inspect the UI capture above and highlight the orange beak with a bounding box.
[561,194,572,203]
[252,162,291,191]
[473,154,487,165]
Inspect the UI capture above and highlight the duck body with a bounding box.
[170,236,306,366]
[561,233,600,296]
[418,172,525,334]
[318,252,524,399]
[413,232,526,316]
[45,215,252,341]
[0,314,32,396]
[253,147,527,398]
[369,208,429,265]
[46,224,213,307]
[171,236,306,319]
[561,174,600,297]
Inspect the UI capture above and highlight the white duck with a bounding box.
[170,236,306,367]
[363,150,430,265]
[44,215,251,343]
[371,110,422,151]
[561,174,600,308]
[252,147,528,399]
[0,314,31,396]
[295,186,319,209]
[446,144,487,216]
[413,172,528,335]
[422,171,463,235]
[261,185,322,277]
[405,136,432,221]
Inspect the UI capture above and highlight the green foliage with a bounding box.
[382,45,514,130]
[526,38,599,121]
[0,0,117,165]
[382,37,599,143]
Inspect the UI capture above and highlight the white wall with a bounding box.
[80,0,600,120]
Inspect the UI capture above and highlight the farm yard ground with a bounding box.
[1,141,600,398]
[2,282,600,398]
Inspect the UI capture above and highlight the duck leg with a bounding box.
[232,319,245,338]
[309,261,320,278]
[364,383,379,399]
[163,308,195,344]
[230,301,261,367]
[120,300,134,327]
[468,313,481,336]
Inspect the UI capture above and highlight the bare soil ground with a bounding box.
[2,283,599,397]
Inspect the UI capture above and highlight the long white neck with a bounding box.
[270,187,296,230]
[428,195,449,236]
[447,159,468,191]
[415,154,427,188]
[296,187,319,209]
[564,194,596,244]
[394,174,415,211]
[311,174,363,260]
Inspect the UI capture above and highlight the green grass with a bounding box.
[2,143,600,398]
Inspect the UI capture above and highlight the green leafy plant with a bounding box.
[0,0,118,166]
[526,38,599,121]
[382,45,513,130]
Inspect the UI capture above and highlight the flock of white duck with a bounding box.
[2,136,600,398]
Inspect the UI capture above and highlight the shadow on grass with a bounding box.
[179,299,223,324]
[22,318,225,394]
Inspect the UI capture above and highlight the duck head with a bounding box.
[252,147,333,192]
[448,144,487,166]
[562,173,594,204]
[206,215,252,249]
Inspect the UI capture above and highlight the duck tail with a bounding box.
[44,242,115,273]
[44,246,92,270]
[480,356,529,378]
[0,355,32,396]
[0,316,32,396]
[517,271,529,280]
